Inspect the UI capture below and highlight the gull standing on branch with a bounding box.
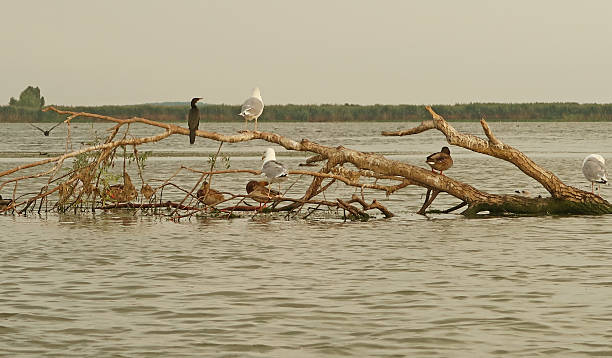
[261,148,288,194]
[582,154,608,193]
[238,87,264,131]
[188,97,203,145]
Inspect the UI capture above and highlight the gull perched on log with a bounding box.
[582,154,608,193]
[238,87,264,131]
[261,147,288,194]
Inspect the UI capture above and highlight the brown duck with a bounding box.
[246,180,281,207]
[0,195,14,210]
[426,146,453,175]
[197,181,225,206]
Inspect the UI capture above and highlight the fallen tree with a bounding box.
[0,107,404,220]
[0,106,609,219]
[382,107,611,215]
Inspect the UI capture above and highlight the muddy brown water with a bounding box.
[1,121,611,357]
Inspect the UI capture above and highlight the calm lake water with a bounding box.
[1,121,611,357]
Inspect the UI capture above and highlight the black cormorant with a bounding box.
[188,97,203,144]
[30,122,62,136]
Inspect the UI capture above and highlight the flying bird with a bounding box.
[426,146,453,175]
[188,97,203,145]
[29,122,62,136]
[261,148,288,194]
[238,87,264,131]
[582,154,608,193]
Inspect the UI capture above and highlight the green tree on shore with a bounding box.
[9,86,45,108]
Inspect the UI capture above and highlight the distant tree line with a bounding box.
[3,86,612,122]
[4,102,612,123]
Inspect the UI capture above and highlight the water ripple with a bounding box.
[2,122,612,356]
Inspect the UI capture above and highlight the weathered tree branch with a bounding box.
[382,106,610,215]
[2,106,608,217]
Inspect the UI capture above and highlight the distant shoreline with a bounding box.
[2,102,612,122]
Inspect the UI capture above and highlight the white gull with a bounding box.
[261,148,288,194]
[238,87,264,131]
[582,154,608,193]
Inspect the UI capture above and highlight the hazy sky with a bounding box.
[4,1,612,105]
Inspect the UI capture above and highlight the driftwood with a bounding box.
[1,105,609,219]
[383,106,611,215]
[0,106,402,220]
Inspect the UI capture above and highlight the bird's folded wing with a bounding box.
[263,160,288,177]
[241,97,264,115]
[584,161,606,179]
